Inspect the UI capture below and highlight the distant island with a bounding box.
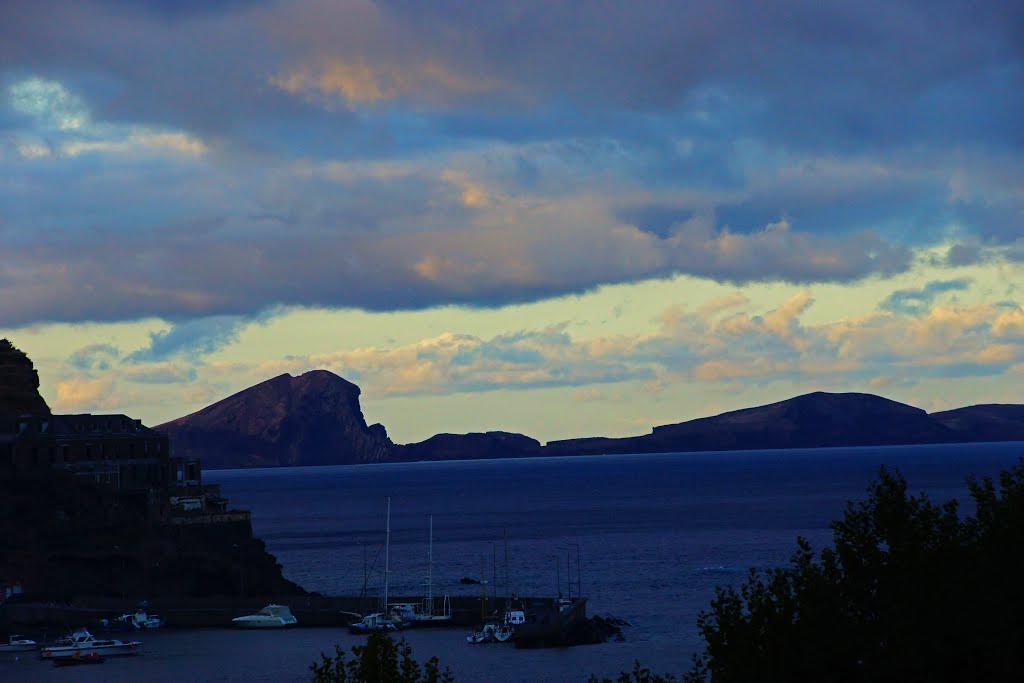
[155,369,1024,469]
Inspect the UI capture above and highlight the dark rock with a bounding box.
[0,338,51,416]
[931,404,1024,442]
[394,431,542,462]
[156,371,395,469]
[0,471,304,599]
[544,392,959,456]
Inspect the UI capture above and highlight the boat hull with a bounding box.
[0,644,37,653]
[41,642,141,659]
[232,618,296,628]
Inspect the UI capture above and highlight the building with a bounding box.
[0,413,230,522]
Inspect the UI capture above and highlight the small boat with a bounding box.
[350,497,409,635]
[99,609,164,631]
[466,620,514,644]
[394,515,453,627]
[466,554,514,644]
[39,629,141,659]
[348,611,406,634]
[0,634,38,652]
[231,604,298,628]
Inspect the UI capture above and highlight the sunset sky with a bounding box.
[1,0,1021,444]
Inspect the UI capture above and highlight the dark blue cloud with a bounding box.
[128,315,252,361]
[879,279,973,314]
[67,343,120,371]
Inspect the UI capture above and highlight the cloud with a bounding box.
[122,362,198,384]
[0,1,1020,328]
[54,376,117,413]
[879,278,972,314]
[128,315,254,362]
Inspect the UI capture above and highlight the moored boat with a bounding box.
[39,628,141,659]
[350,497,408,634]
[396,515,454,627]
[348,611,406,634]
[99,609,164,631]
[231,604,297,628]
[0,634,38,652]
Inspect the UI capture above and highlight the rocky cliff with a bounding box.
[0,472,304,599]
[157,370,395,468]
[0,338,51,415]
[162,374,1024,467]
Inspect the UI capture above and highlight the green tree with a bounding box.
[682,461,1024,683]
[311,632,454,683]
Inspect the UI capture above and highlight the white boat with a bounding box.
[101,609,164,630]
[231,604,297,628]
[0,634,38,652]
[348,611,405,633]
[466,620,514,644]
[130,610,164,629]
[39,629,141,659]
[393,515,453,627]
[350,497,409,634]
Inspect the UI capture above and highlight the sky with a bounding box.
[1,0,1022,445]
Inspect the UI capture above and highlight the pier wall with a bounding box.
[0,594,556,629]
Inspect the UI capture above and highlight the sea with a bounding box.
[6,441,1024,683]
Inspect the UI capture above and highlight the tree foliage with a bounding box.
[684,461,1024,682]
[311,632,454,683]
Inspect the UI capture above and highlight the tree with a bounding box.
[310,632,454,683]
[683,461,1024,683]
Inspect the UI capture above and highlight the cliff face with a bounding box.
[0,473,304,599]
[157,370,395,469]
[0,338,51,415]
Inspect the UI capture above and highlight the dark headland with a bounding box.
[0,339,304,621]
[156,368,1024,469]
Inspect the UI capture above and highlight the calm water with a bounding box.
[9,442,1024,682]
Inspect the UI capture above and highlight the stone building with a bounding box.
[0,339,230,522]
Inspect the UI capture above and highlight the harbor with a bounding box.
[0,594,587,630]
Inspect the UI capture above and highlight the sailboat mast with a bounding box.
[503,528,509,609]
[427,515,433,614]
[384,496,391,610]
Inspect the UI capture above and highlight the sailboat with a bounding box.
[389,515,452,626]
[349,497,408,634]
[466,553,514,644]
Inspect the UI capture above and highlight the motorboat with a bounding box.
[348,611,406,634]
[128,610,164,629]
[0,634,38,652]
[100,609,164,631]
[231,604,297,628]
[39,629,141,659]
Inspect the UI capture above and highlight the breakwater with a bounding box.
[0,595,554,630]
